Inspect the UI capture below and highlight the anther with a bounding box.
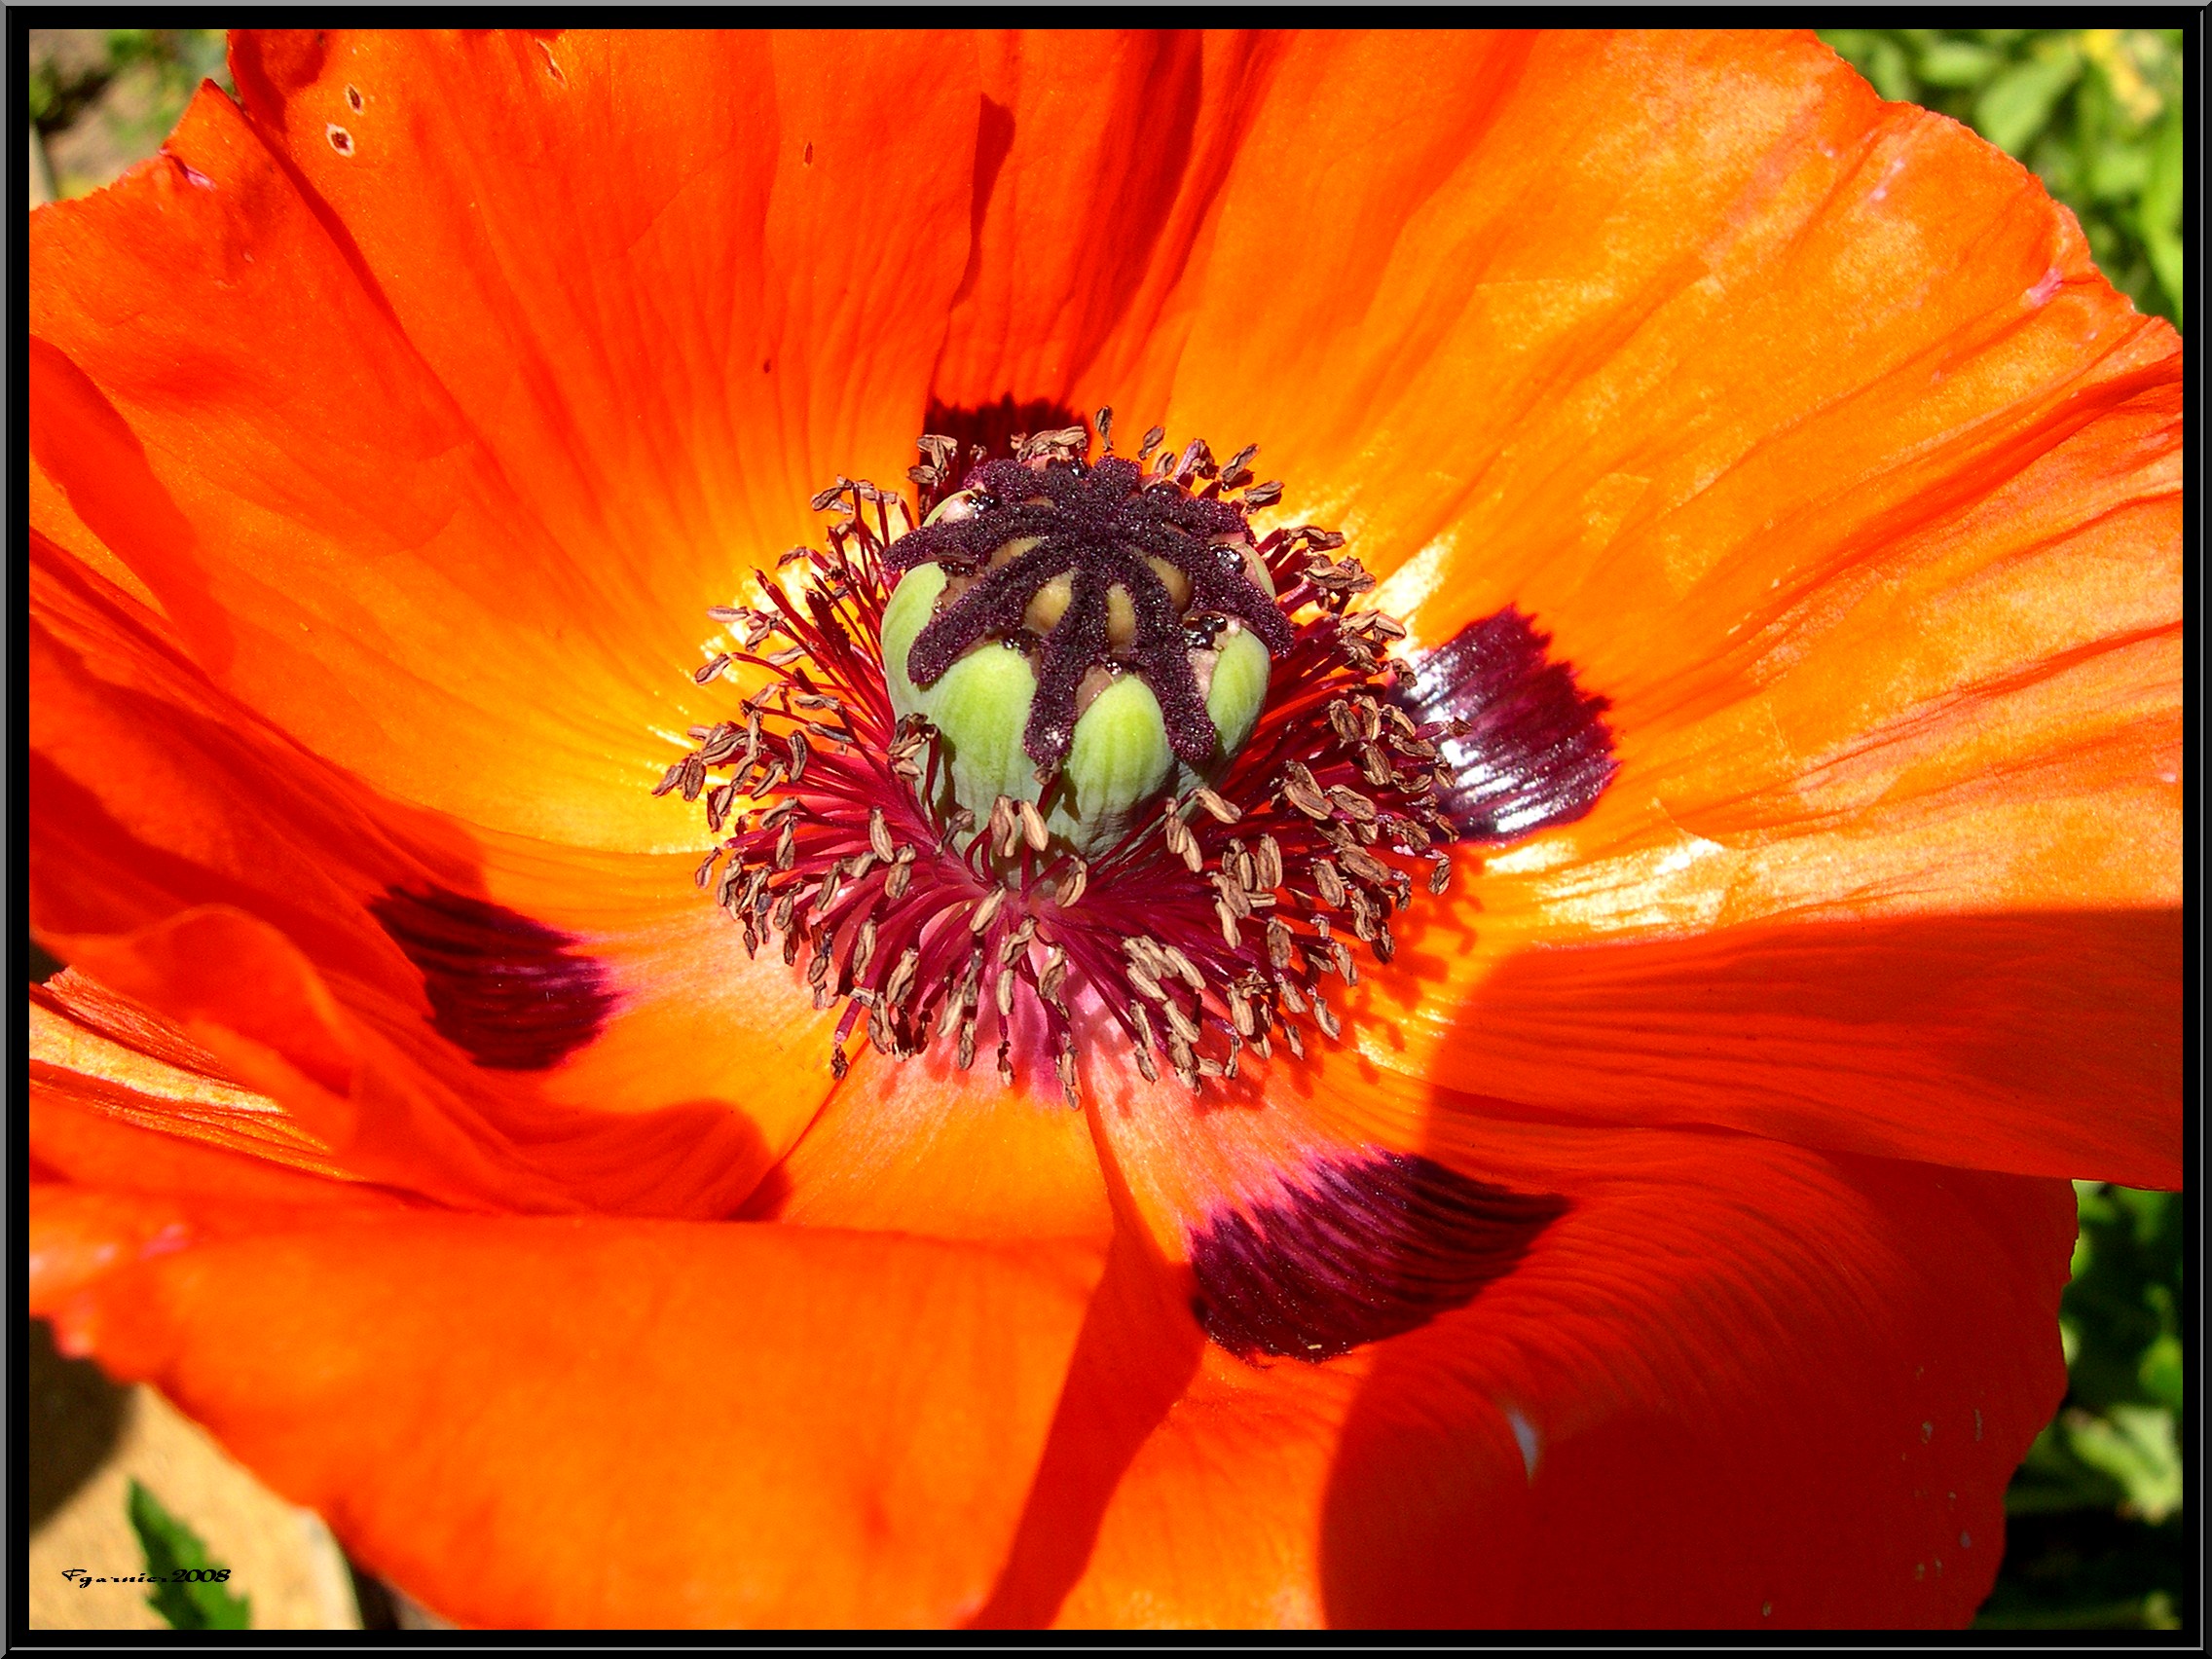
[971,887,1007,933]
[1191,786,1241,825]
[1054,858,1088,908]
[1016,798,1051,854]
[1308,860,1344,909]
[998,917,1038,968]
[1039,945,1070,1014]
[989,795,1021,861]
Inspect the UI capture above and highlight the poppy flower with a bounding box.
[26,28,2181,1630]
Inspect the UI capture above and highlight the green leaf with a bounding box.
[2084,140,2151,203]
[127,1480,252,1631]
[2139,1334,2184,1416]
[2135,110,2185,325]
[1979,1590,2183,1631]
[1975,54,2083,156]
[1816,30,1918,104]
[1916,39,2001,89]
[2064,1406,2183,1524]
[1864,38,1917,104]
[2139,236,2182,329]
[2116,1181,2178,1245]
[2008,1419,2125,1515]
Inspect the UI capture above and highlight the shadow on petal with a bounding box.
[1420,907,2184,1190]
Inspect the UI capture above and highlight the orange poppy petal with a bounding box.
[1378,341,2181,932]
[24,27,2177,1632]
[1081,1034,1382,1276]
[941,30,1551,433]
[1356,374,2180,1184]
[50,904,833,1220]
[756,1042,1115,1246]
[970,1221,1209,1627]
[226,28,975,592]
[30,29,979,849]
[1048,1117,2072,1628]
[31,534,838,1196]
[27,1022,386,1205]
[1102,31,2176,623]
[458,830,844,1177]
[990,27,2180,1186]
[1050,29,2178,906]
[1075,1023,1575,1380]
[29,1023,414,1312]
[1366,897,2181,1190]
[28,1167,405,1315]
[28,532,468,1013]
[29,105,662,849]
[31,1185,207,1315]
[931,29,1286,414]
[45,1212,1103,1628]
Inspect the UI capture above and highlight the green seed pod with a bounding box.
[880,561,1272,857]
[881,561,1043,824]
[1197,624,1271,768]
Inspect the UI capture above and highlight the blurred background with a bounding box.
[24,25,2189,1632]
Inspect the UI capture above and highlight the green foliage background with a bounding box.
[28,24,2190,1634]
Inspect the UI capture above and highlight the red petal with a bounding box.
[32,1186,201,1313]
[1367,312,2179,1186]
[932,30,1287,412]
[1006,28,2178,1190]
[1054,1114,2073,1627]
[1380,902,2181,1189]
[45,905,809,1219]
[30,535,840,1196]
[49,1212,1102,1628]
[31,30,977,850]
[28,1036,380,1209]
[757,1042,1116,1246]
[28,1043,411,1312]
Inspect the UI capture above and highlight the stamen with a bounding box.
[658,417,1523,1092]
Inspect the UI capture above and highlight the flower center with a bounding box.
[659,413,1462,1102]
[880,425,1294,854]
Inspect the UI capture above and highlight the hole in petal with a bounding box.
[1398,607,1616,842]
[370,886,613,1070]
[1189,1151,1567,1361]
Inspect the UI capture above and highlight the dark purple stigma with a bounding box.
[886,458,1294,770]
